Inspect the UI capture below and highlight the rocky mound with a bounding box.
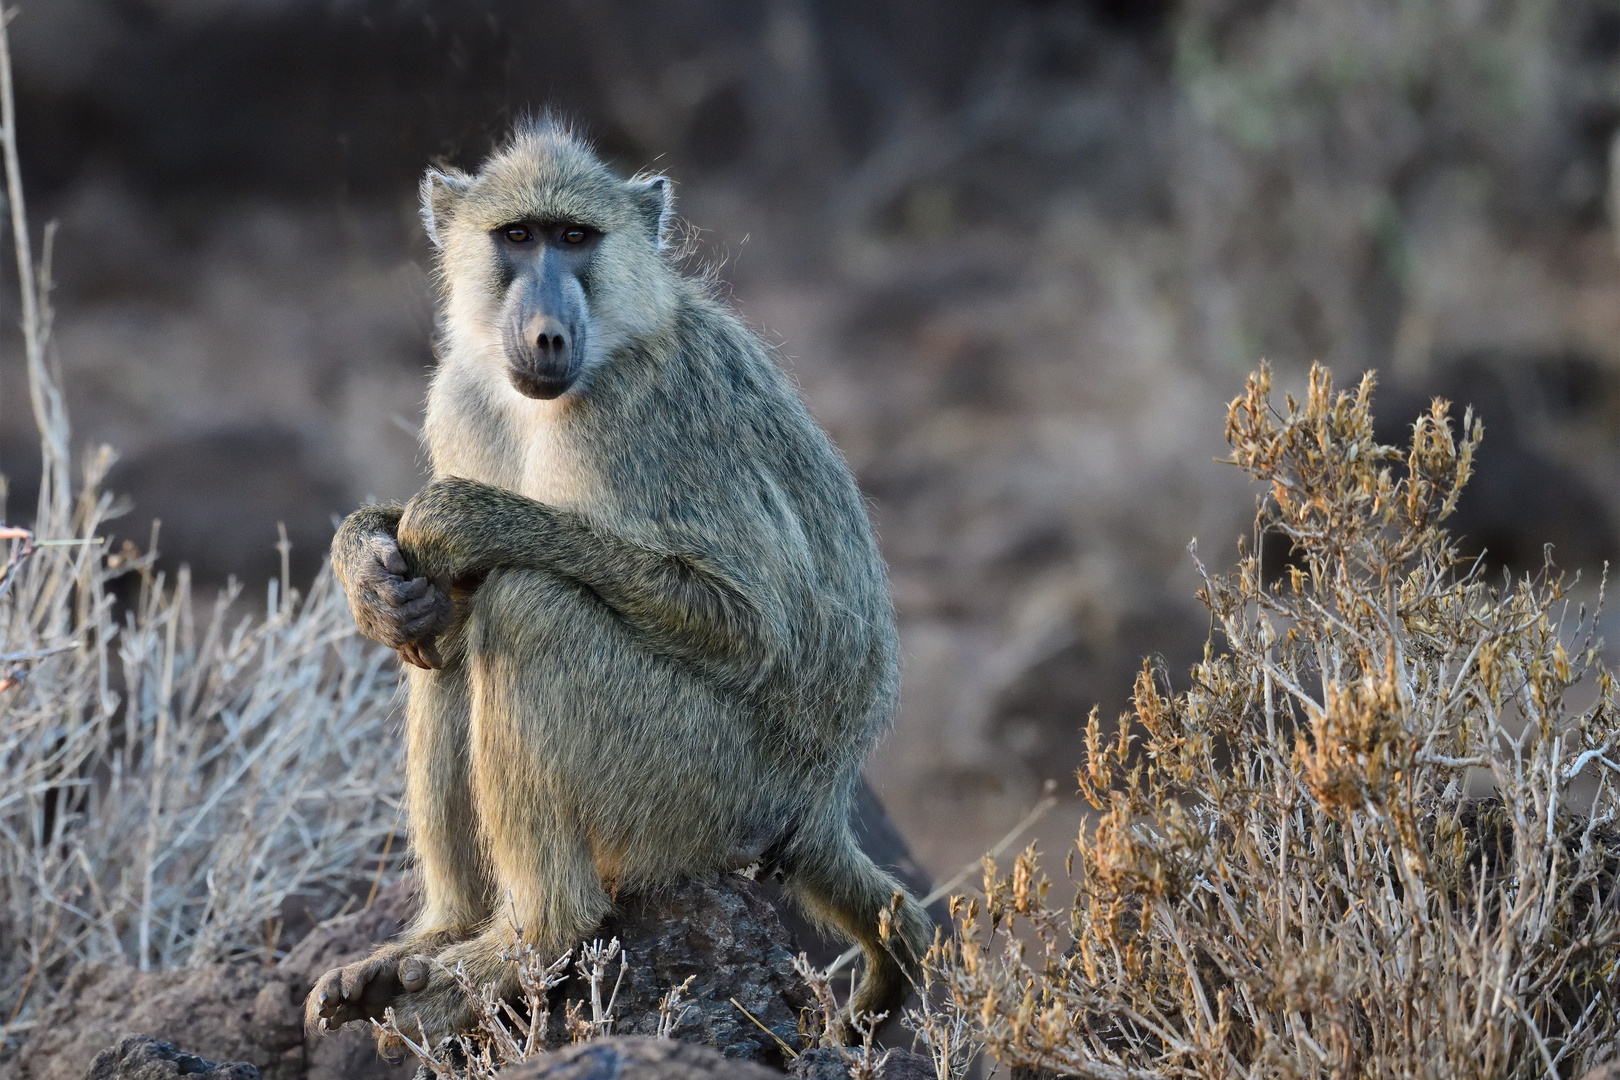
[3,876,836,1080]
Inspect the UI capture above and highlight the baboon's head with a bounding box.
[421,120,677,400]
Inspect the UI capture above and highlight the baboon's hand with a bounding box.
[343,532,454,668]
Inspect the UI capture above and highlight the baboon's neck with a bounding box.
[423,347,598,513]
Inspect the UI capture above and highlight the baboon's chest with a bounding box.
[513,408,588,508]
[427,381,593,510]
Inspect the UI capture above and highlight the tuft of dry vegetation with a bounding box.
[374,937,576,1078]
[0,12,403,1049]
[374,935,710,1078]
[942,365,1620,1077]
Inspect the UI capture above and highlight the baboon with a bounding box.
[305,120,931,1052]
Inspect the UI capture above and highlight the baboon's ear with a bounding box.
[420,168,472,249]
[631,175,674,250]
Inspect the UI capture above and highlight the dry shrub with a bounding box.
[0,14,403,1046]
[944,365,1620,1077]
[375,936,709,1079]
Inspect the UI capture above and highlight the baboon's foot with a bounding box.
[370,963,484,1059]
[305,941,441,1034]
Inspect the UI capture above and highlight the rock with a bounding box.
[277,879,417,993]
[6,963,302,1080]
[281,879,421,1080]
[13,871,828,1080]
[871,1051,933,1080]
[7,880,419,1080]
[549,876,813,1067]
[495,1037,782,1080]
[81,1034,260,1080]
[789,1048,934,1080]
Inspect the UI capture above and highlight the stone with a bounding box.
[547,876,813,1067]
[5,880,419,1080]
[789,1048,934,1080]
[15,827,918,1080]
[80,1034,259,1080]
[5,963,301,1080]
[495,1037,781,1080]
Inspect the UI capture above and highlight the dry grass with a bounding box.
[0,11,404,1049]
[941,365,1620,1077]
[373,935,710,1078]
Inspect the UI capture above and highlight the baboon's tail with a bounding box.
[785,826,933,1037]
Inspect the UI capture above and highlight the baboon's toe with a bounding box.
[398,954,430,992]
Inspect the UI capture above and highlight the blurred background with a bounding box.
[3,0,1619,881]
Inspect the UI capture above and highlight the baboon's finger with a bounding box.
[401,608,449,637]
[324,1002,371,1029]
[390,576,431,602]
[399,592,444,622]
[378,539,408,576]
[398,641,441,670]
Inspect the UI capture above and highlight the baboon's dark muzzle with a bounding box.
[502,275,583,399]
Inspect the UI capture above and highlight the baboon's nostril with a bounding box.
[536,333,567,354]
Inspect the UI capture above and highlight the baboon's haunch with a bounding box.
[306,120,931,1052]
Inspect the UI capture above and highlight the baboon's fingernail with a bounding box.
[317,990,328,1006]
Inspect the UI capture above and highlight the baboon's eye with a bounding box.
[561,226,588,245]
[503,225,533,243]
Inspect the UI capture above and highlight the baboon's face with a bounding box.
[422,126,677,403]
[489,220,599,399]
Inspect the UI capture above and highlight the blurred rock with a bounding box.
[790,1047,933,1080]
[1379,354,1620,578]
[106,426,351,588]
[81,1035,259,1080]
[8,964,303,1080]
[495,1038,781,1080]
[6,881,419,1080]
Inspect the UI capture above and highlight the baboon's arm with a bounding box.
[332,503,456,668]
[331,504,404,592]
[397,477,778,680]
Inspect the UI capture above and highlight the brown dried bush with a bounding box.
[942,365,1620,1077]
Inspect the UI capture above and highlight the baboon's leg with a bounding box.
[306,663,495,1033]
[403,663,496,935]
[374,567,614,1053]
[786,824,933,1040]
